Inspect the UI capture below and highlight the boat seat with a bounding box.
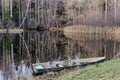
[56,64,63,67]
[72,62,76,66]
[34,63,44,69]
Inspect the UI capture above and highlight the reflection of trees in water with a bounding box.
[25,31,60,62]
[1,31,120,67]
[64,40,84,59]
[25,31,90,62]
[0,31,120,66]
[23,31,120,63]
[64,33,120,60]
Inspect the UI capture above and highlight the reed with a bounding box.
[63,25,120,34]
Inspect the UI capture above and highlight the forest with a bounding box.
[0,0,120,80]
[0,0,120,28]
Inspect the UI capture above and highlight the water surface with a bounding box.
[0,31,120,79]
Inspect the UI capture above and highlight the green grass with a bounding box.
[58,59,120,80]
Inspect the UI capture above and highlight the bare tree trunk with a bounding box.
[105,0,108,23]
[114,0,117,24]
[1,0,4,21]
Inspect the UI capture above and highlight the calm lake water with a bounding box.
[0,31,120,65]
[0,31,120,79]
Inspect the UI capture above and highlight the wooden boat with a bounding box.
[32,57,105,74]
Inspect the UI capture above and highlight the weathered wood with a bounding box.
[32,57,105,74]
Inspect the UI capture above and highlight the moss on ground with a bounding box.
[58,59,120,80]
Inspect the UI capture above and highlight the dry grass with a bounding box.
[32,69,79,80]
[63,25,120,34]
[58,59,120,80]
[0,29,24,33]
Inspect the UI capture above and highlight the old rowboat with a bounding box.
[32,57,105,74]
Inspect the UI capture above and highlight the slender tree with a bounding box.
[105,0,108,23]
[114,0,117,23]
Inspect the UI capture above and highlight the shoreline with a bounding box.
[58,59,120,80]
[63,25,120,34]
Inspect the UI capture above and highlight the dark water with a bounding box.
[0,31,120,66]
[0,31,120,79]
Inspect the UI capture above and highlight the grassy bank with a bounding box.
[58,59,120,80]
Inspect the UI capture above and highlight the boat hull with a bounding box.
[32,57,105,74]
